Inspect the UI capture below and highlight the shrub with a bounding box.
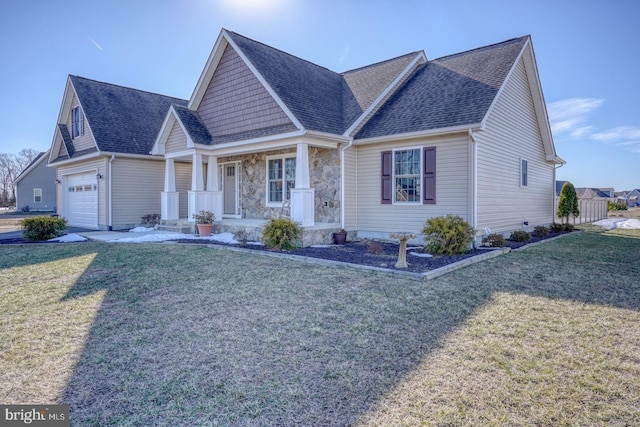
[21,216,67,241]
[608,200,628,211]
[557,181,580,224]
[233,229,248,243]
[192,210,215,224]
[533,225,550,238]
[423,214,474,255]
[550,222,565,233]
[510,230,531,242]
[550,222,574,233]
[482,233,506,247]
[141,213,161,227]
[365,240,384,255]
[21,205,30,212]
[262,217,302,250]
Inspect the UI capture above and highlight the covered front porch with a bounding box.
[160,143,317,225]
[158,141,344,246]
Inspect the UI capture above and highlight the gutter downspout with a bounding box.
[108,155,115,230]
[340,138,354,230]
[468,129,478,244]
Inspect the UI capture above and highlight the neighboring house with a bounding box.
[598,187,614,198]
[575,187,611,199]
[14,150,56,212]
[50,29,564,244]
[48,76,187,229]
[625,189,640,207]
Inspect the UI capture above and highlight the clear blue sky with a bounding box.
[1,0,638,190]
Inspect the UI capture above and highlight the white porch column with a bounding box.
[192,154,204,191]
[291,143,315,226]
[188,154,205,221]
[206,155,223,221]
[161,158,179,220]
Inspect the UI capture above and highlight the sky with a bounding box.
[1,0,638,191]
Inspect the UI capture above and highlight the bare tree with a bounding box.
[0,149,42,207]
[16,148,40,172]
[0,153,14,206]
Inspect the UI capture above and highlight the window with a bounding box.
[521,159,528,187]
[382,147,436,205]
[394,149,421,202]
[267,156,295,204]
[72,106,84,138]
[33,188,42,203]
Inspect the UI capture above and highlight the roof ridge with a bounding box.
[341,51,423,75]
[69,75,187,102]
[432,35,529,62]
[226,31,340,77]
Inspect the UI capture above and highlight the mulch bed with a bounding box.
[178,239,493,273]
[173,229,575,273]
[2,230,575,273]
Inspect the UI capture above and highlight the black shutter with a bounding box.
[423,147,436,204]
[381,151,392,204]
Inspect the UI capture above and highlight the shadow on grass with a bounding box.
[24,233,640,424]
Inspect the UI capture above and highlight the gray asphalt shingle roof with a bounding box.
[356,36,528,139]
[64,33,531,154]
[226,31,527,140]
[172,105,212,146]
[70,75,187,155]
[226,31,351,135]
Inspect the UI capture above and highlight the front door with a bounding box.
[223,164,237,215]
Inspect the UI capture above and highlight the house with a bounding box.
[48,76,187,229]
[14,150,56,211]
[50,29,564,244]
[575,187,611,199]
[625,189,640,207]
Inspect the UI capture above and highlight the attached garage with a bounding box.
[65,172,98,228]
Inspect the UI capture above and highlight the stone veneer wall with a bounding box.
[218,146,341,223]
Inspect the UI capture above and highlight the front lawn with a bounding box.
[1,232,639,426]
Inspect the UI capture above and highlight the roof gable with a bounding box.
[226,31,348,134]
[355,37,528,139]
[15,151,48,183]
[68,76,187,156]
[195,43,296,142]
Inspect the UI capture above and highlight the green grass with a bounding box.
[1,233,639,426]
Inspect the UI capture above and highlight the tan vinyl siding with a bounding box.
[476,58,555,234]
[198,45,293,137]
[56,158,108,228]
[111,158,164,228]
[175,162,192,219]
[55,134,67,158]
[343,147,358,230]
[355,136,469,235]
[165,121,188,154]
[67,93,96,152]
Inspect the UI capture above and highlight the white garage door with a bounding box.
[66,173,98,228]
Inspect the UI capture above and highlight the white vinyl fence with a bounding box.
[555,198,609,225]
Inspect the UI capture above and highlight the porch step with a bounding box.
[157,220,194,234]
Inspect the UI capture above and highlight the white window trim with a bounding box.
[72,105,84,138]
[520,158,528,188]
[33,188,42,203]
[392,146,423,204]
[265,153,296,207]
[220,161,241,218]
